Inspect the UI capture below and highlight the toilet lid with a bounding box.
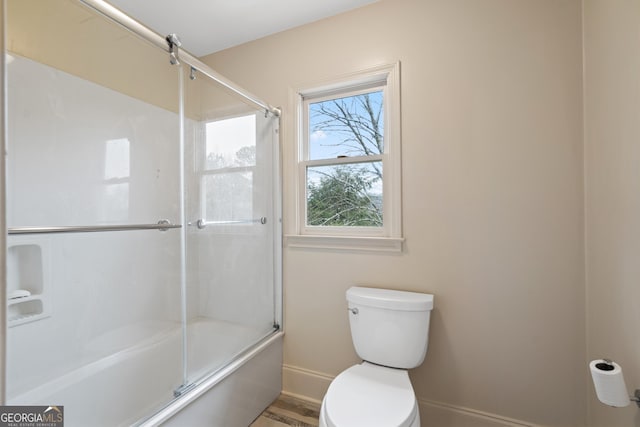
[324,363,418,427]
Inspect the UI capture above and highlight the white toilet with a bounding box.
[319,286,434,427]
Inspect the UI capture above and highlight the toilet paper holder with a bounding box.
[601,359,640,408]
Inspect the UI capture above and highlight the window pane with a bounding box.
[204,171,252,221]
[306,162,382,227]
[205,115,256,169]
[309,90,384,161]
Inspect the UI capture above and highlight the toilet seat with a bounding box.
[323,362,418,427]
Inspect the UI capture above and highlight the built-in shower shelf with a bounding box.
[7,240,51,327]
[7,295,49,327]
[8,294,40,305]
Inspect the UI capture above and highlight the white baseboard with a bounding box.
[419,399,538,427]
[282,364,332,404]
[282,364,537,427]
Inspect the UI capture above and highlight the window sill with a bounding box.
[284,234,404,253]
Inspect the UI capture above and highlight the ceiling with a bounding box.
[106,0,379,57]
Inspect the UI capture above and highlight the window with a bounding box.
[201,114,256,225]
[288,63,403,252]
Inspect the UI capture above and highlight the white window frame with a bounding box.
[286,62,403,252]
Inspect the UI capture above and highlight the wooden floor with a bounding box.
[250,394,321,427]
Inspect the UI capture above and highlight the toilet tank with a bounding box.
[347,287,434,369]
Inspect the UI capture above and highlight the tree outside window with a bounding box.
[292,63,402,251]
[305,90,384,228]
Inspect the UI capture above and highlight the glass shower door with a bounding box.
[5,1,184,425]
[183,69,280,382]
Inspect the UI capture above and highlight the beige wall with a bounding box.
[584,1,640,426]
[7,0,179,114]
[203,0,586,425]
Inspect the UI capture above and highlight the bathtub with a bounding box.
[8,318,283,426]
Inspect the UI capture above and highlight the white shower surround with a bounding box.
[6,54,282,426]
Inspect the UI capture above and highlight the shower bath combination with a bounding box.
[2,0,283,426]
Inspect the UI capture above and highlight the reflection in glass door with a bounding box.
[183,69,280,383]
[5,1,184,425]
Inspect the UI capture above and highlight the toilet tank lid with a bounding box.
[347,287,434,311]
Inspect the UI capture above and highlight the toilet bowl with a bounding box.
[319,287,433,427]
[319,362,420,427]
